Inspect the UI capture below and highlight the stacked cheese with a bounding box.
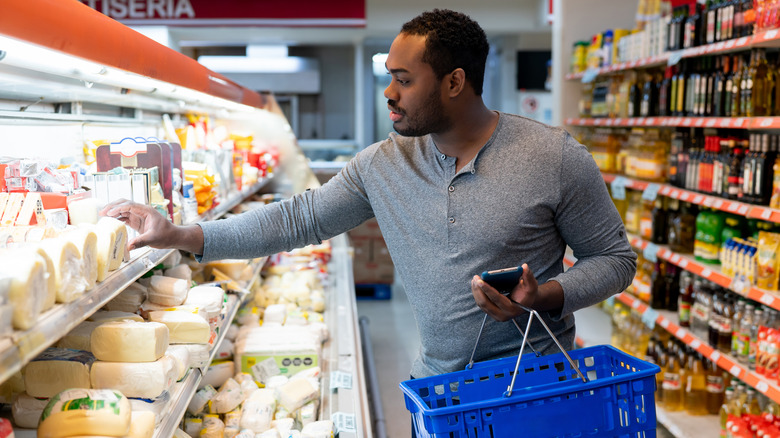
[254,245,330,313]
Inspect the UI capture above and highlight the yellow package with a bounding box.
[757,231,780,290]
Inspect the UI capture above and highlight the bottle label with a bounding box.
[706,375,724,393]
[738,333,751,357]
[679,302,691,324]
[663,372,682,390]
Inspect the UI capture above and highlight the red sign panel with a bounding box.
[79,0,366,27]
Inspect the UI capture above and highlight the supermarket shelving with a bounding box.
[601,173,780,224]
[564,116,767,129]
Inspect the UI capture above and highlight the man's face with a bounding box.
[384,33,451,137]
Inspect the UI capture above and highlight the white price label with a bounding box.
[730,276,747,294]
[646,117,656,125]
[330,371,354,390]
[760,294,775,306]
[703,197,714,207]
[677,328,688,339]
[631,299,641,309]
[720,118,731,128]
[667,51,684,66]
[671,254,681,263]
[679,259,689,268]
[737,37,750,46]
[735,118,746,127]
[671,190,680,198]
[690,339,702,349]
[706,119,717,127]
[730,365,742,378]
[680,192,690,201]
[762,209,773,220]
[728,203,739,212]
[581,68,600,84]
[661,186,671,196]
[693,195,704,204]
[695,118,704,127]
[332,412,357,434]
[642,183,661,201]
[611,176,629,201]
[683,118,693,126]
[713,199,724,209]
[757,381,770,394]
[660,319,670,329]
[701,269,713,278]
[761,118,774,127]
[738,205,749,215]
[643,242,660,263]
[711,351,721,362]
[764,29,779,40]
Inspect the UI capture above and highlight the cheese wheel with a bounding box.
[90,356,177,399]
[148,310,209,344]
[90,320,169,362]
[200,361,233,390]
[12,392,49,429]
[96,217,128,271]
[62,228,98,290]
[38,238,85,303]
[0,251,46,329]
[37,389,131,438]
[87,310,143,323]
[57,321,101,351]
[166,345,191,381]
[200,415,225,438]
[127,410,156,438]
[148,275,189,306]
[187,384,217,416]
[24,348,95,398]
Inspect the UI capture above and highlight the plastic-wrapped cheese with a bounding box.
[166,345,191,381]
[271,418,294,438]
[209,378,242,414]
[24,348,95,398]
[301,420,334,438]
[38,238,86,303]
[297,401,319,428]
[164,264,192,284]
[103,283,147,313]
[96,217,128,272]
[29,246,57,311]
[90,356,177,399]
[0,250,46,329]
[180,343,210,369]
[263,304,287,325]
[90,320,169,362]
[129,391,171,425]
[199,361,233,390]
[62,228,98,291]
[187,384,216,416]
[88,310,143,323]
[127,410,156,438]
[206,260,250,280]
[276,378,318,412]
[37,389,131,438]
[148,275,189,306]
[149,310,209,344]
[240,388,276,433]
[214,339,234,360]
[200,415,225,438]
[12,392,49,428]
[183,417,202,438]
[68,197,99,226]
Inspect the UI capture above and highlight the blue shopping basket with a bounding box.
[400,309,660,438]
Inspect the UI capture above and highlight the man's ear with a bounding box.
[447,68,467,97]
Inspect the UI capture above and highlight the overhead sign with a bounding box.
[79,0,366,27]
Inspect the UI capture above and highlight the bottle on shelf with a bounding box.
[741,50,756,117]
[738,302,755,364]
[663,341,685,411]
[728,138,745,200]
[709,288,724,348]
[651,260,668,309]
[713,55,729,117]
[742,387,762,416]
[724,55,737,117]
[719,293,735,353]
[732,298,747,357]
[729,55,743,117]
[651,197,669,244]
[679,271,694,328]
[749,306,764,369]
[692,278,713,339]
[707,358,727,415]
[753,50,773,117]
[720,386,735,433]
[754,134,776,206]
[685,351,709,415]
[659,67,674,117]
[639,198,655,241]
[668,200,697,254]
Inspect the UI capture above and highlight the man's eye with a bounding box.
[397,79,409,85]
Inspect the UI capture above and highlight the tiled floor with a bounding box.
[357,284,675,438]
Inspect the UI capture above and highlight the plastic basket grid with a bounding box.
[400,345,660,438]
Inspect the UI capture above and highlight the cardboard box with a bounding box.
[351,235,394,284]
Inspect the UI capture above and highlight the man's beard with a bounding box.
[391,88,452,137]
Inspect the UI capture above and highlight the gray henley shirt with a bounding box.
[198,112,637,378]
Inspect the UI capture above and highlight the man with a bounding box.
[103,9,635,381]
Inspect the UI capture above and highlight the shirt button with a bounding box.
[448,217,455,223]
[471,169,475,174]
[440,154,446,160]
[448,185,455,192]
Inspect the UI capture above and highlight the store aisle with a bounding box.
[356,281,419,438]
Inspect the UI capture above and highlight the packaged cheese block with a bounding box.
[206,260,249,281]
[166,345,191,381]
[187,384,217,416]
[199,361,233,390]
[214,339,234,360]
[180,343,210,369]
[200,415,225,438]
[90,320,169,362]
[90,356,177,399]
[148,310,209,344]
[301,420,334,438]
[209,378,242,414]
[0,371,25,404]
[263,304,287,325]
[0,250,46,329]
[185,285,224,313]
[25,246,57,312]
[183,417,202,438]
[57,321,101,351]
[103,283,147,313]
[96,217,128,272]
[67,197,99,226]
[224,407,241,430]
[37,389,131,438]
[148,275,189,306]
[38,238,86,303]
[0,418,12,438]
[24,348,95,398]
[276,378,318,412]
[238,377,258,401]
[271,418,294,438]
[127,410,155,438]
[62,228,98,291]
[87,310,143,323]
[12,392,49,428]
[240,388,276,433]
[297,401,319,428]
[273,404,291,420]
[164,264,192,284]
[129,391,171,425]
[266,376,289,390]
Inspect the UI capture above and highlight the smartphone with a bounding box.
[480,266,523,292]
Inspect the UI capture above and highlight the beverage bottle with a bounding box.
[639,199,654,241]
[750,307,764,369]
[742,50,756,117]
[707,360,727,414]
[692,278,712,338]
[656,342,668,406]
[686,59,698,116]
[743,133,759,202]
[651,197,669,244]
[754,49,773,117]
[685,352,709,415]
[755,133,774,205]
[714,55,729,116]
[651,260,668,309]
[729,140,745,199]
[730,55,743,117]
[724,55,737,116]
[659,67,674,117]
[666,264,681,312]
[670,201,698,253]
[709,288,723,348]
[679,271,694,327]
[742,387,762,415]
[663,343,685,412]
[720,386,735,433]
[738,303,755,364]
[732,298,747,357]
[669,131,683,186]
[719,293,735,353]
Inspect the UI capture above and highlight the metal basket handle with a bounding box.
[466,306,587,397]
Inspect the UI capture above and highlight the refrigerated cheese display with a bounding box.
[0,1,371,437]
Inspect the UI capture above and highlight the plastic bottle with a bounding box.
[685,352,709,415]
[738,303,755,364]
[663,344,685,411]
[742,388,762,415]
[678,271,694,327]
[707,359,727,415]
[720,386,735,433]
[732,299,747,357]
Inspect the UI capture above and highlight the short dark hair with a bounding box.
[401,9,489,95]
